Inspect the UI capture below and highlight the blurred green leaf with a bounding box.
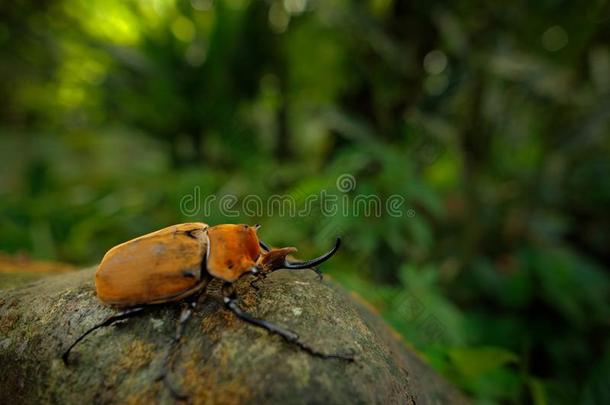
[448,346,519,378]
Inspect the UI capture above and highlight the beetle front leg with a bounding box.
[249,272,268,291]
[222,283,353,361]
[284,264,323,280]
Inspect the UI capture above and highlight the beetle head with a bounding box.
[206,223,341,282]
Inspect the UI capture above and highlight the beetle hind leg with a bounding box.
[62,306,146,365]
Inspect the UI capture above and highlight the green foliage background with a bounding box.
[1,0,609,403]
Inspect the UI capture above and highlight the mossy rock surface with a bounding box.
[0,267,467,404]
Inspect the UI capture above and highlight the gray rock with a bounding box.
[0,267,467,404]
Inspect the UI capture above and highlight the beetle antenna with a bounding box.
[259,239,272,252]
[283,238,341,269]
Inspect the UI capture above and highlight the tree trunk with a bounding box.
[0,267,467,404]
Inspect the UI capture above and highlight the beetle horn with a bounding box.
[283,238,341,269]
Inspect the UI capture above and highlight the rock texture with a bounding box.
[0,267,467,404]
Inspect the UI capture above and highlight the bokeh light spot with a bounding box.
[542,25,568,52]
[172,16,196,42]
[283,0,307,15]
[423,50,448,75]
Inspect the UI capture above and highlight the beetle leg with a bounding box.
[222,284,353,362]
[310,266,323,280]
[155,302,192,400]
[62,306,146,365]
[249,272,268,291]
[283,263,323,280]
[156,292,203,401]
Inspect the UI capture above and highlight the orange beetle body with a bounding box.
[63,222,345,370]
[96,223,210,306]
[95,223,291,307]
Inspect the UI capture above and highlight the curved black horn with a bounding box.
[283,237,341,269]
